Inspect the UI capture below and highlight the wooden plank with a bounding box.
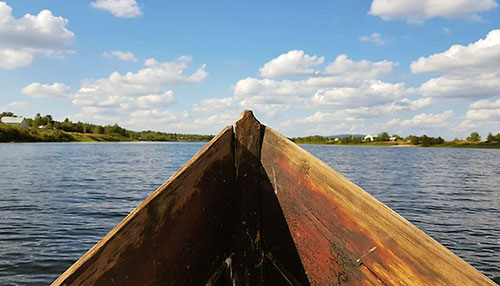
[52,126,235,286]
[232,110,264,285]
[260,126,496,286]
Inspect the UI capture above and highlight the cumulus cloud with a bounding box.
[22,82,71,98]
[193,97,233,113]
[259,50,324,78]
[7,101,29,109]
[91,0,142,18]
[369,0,498,23]
[73,56,206,107]
[68,56,205,129]
[332,97,432,118]
[359,33,387,45]
[275,96,432,135]
[103,50,138,61]
[235,52,400,111]
[0,2,75,69]
[311,80,407,108]
[466,99,500,121]
[278,111,352,135]
[388,110,454,128]
[411,30,500,74]
[413,30,500,99]
[135,91,175,108]
[128,109,179,126]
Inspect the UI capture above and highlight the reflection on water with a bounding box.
[0,142,498,284]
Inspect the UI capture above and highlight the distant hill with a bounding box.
[326,134,366,139]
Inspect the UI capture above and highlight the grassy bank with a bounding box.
[291,136,500,149]
[0,123,213,143]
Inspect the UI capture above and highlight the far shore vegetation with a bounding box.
[0,112,213,143]
[1,111,500,149]
[291,131,500,149]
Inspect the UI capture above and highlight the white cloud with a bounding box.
[234,53,397,104]
[311,80,407,108]
[274,96,432,136]
[259,50,324,78]
[388,110,454,128]
[359,33,387,46]
[193,97,233,113]
[466,99,500,121]
[334,97,432,118]
[419,73,500,98]
[91,0,141,18]
[369,0,498,23]
[323,54,395,78]
[135,91,175,108]
[73,57,206,107]
[193,112,240,127]
[278,111,352,135]
[457,98,500,133]
[212,51,428,133]
[411,30,500,74]
[413,30,500,99]
[0,2,75,69]
[7,101,29,109]
[67,56,205,129]
[21,82,71,98]
[128,110,178,126]
[103,50,138,61]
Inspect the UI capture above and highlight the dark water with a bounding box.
[0,143,498,285]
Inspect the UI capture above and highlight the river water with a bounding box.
[0,142,498,285]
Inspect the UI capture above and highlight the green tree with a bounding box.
[487,132,495,142]
[0,112,14,120]
[409,136,419,145]
[93,125,104,134]
[377,132,390,141]
[32,113,43,127]
[466,132,481,142]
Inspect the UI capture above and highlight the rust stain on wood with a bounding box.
[260,126,496,286]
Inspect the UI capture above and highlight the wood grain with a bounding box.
[52,126,235,286]
[232,110,265,285]
[52,110,496,286]
[260,126,496,286]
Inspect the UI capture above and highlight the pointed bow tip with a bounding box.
[236,110,262,126]
[239,110,255,120]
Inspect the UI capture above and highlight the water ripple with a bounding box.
[0,142,498,284]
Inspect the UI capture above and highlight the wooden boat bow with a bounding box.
[52,110,497,286]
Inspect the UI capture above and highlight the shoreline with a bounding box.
[297,142,500,149]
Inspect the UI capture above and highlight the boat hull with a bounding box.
[52,111,496,286]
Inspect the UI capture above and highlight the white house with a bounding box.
[1,116,27,127]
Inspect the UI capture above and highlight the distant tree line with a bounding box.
[0,112,213,142]
[291,135,329,144]
[407,135,444,146]
[486,132,500,143]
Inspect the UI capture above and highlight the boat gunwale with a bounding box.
[51,125,234,285]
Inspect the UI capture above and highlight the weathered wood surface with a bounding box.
[52,126,235,286]
[233,110,265,284]
[233,110,310,285]
[260,126,496,286]
[52,110,496,286]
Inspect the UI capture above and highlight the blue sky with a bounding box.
[1,0,500,139]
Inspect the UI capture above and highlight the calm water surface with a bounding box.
[0,142,499,285]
